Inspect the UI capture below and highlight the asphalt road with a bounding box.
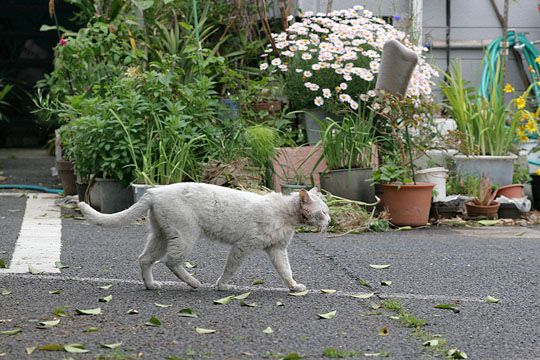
[1,149,539,359]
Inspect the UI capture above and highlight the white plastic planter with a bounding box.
[415,167,448,202]
[453,154,517,186]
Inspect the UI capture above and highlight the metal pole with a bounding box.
[410,0,423,46]
[445,0,451,76]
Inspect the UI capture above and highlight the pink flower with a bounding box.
[59,38,68,46]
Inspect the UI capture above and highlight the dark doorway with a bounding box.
[0,0,80,147]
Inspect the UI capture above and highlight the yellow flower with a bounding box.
[521,111,530,121]
[503,84,514,93]
[518,133,529,142]
[525,119,537,133]
[515,97,526,110]
[536,56,540,64]
[536,169,540,176]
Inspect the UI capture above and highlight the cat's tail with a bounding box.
[78,194,152,227]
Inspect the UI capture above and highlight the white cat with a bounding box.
[78,183,330,292]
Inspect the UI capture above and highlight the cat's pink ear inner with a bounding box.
[299,189,312,204]
[309,187,318,195]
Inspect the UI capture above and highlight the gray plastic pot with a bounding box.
[320,168,375,203]
[132,183,164,203]
[93,178,133,214]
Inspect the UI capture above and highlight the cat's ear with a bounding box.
[299,189,313,204]
[308,187,319,195]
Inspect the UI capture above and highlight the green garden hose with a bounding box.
[0,184,63,194]
[479,30,540,106]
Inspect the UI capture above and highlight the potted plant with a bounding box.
[372,161,435,227]
[260,6,437,145]
[65,111,135,213]
[465,176,500,219]
[372,100,436,223]
[116,111,206,202]
[55,130,77,196]
[366,38,439,227]
[250,82,283,115]
[440,60,519,185]
[317,104,377,203]
[494,164,531,218]
[238,76,284,125]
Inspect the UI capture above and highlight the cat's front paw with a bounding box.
[188,278,202,289]
[216,282,232,291]
[290,283,307,292]
[145,282,161,290]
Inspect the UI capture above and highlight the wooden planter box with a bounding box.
[271,146,327,192]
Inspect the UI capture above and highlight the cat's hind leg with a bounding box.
[139,220,167,290]
[216,245,253,291]
[164,229,202,289]
[266,245,306,292]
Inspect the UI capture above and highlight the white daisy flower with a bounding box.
[303,71,312,78]
[322,88,332,98]
[339,82,348,90]
[271,58,282,66]
[314,96,324,106]
[338,93,351,102]
[259,63,269,71]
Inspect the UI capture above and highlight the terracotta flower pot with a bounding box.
[252,100,282,114]
[56,159,77,195]
[465,200,500,219]
[381,182,435,227]
[495,184,525,199]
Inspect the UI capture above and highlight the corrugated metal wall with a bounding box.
[424,0,539,91]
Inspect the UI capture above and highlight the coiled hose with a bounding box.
[479,30,540,106]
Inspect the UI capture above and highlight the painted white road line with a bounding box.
[0,193,61,273]
[0,272,486,302]
[0,192,27,197]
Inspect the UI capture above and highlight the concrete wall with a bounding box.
[295,0,540,91]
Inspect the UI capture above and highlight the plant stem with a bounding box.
[405,125,416,184]
[192,0,203,75]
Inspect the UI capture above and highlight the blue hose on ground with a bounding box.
[479,30,540,106]
[0,184,63,194]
